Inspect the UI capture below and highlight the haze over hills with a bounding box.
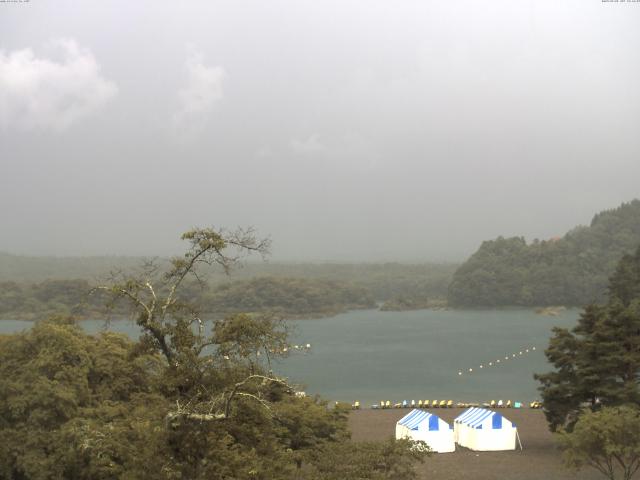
[0,253,146,283]
[0,252,455,284]
[448,200,640,308]
[0,254,457,320]
[4,199,640,314]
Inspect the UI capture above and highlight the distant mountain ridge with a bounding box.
[0,253,146,283]
[448,199,640,307]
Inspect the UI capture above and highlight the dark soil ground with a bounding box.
[348,409,603,480]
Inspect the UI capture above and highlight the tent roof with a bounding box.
[397,409,448,431]
[454,407,484,424]
[455,407,514,430]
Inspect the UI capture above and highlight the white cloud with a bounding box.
[172,47,225,140]
[0,38,117,131]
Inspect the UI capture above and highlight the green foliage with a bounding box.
[380,295,447,311]
[0,276,375,321]
[213,313,290,373]
[0,253,457,317]
[202,276,376,318]
[347,263,456,304]
[299,437,429,480]
[0,279,107,321]
[608,246,640,307]
[0,314,384,479]
[559,406,640,480]
[0,316,167,480]
[0,228,428,479]
[0,267,458,321]
[449,200,640,307]
[535,245,640,431]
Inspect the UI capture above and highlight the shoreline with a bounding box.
[0,304,581,322]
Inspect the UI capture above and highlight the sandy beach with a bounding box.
[348,409,602,480]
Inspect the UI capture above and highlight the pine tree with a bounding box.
[535,245,640,431]
[609,245,640,307]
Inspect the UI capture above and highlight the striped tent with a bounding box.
[454,408,517,451]
[395,409,455,453]
[453,407,483,444]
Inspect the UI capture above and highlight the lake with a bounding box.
[1,308,579,406]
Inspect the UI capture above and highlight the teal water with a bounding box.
[1,308,579,406]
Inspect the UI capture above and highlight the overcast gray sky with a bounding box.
[1,0,639,261]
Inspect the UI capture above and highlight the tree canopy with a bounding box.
[535,244,640,431]
[0,264,456,321]
[0,227,427,479]
[449,200,640,307]
[200,276,376,318]
[559,406,640,480]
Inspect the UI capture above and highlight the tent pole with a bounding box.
[516,430,523,451]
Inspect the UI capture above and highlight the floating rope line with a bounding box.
[457,346,537,376]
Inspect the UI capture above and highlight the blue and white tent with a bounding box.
[395,409,455,453]
[454,408,517,451]
[453,407,483,444]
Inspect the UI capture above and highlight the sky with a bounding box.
[1,0,639,262]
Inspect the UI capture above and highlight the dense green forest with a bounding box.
[0,228,427,479]
[0,277,374,321]
[530,244,640,478]
[535,244,640,430]
[200,277,376,318]
[448,200,640,307]
[0,317,426,480]
[0,258,456,319]
[0,279,103,321]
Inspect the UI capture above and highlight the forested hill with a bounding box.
[199,276,376,318]
[0,254,456,317]
[0,253,145,282]
[448,200,640,307]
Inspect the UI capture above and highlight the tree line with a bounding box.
[449,200,640,307]
[0,277,375,321]
[536,244,640,479]
[0,266,456,320]
[0,228,427,480]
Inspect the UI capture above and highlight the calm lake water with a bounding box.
[1,308,579,406]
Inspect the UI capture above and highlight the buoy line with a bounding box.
[457,346,537,376]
